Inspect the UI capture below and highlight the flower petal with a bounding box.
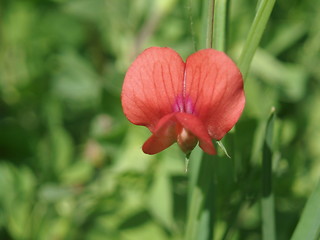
[175,113,216,155]
[121,47,185,131]
[142,113,177,154]
[185,49,245,140]
[142,112,216,155]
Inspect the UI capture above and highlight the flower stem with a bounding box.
[185,150,215,240]
[205,0,215,48]
[212,0,229,51]
[185,1,229,240]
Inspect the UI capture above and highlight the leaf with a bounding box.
[53,51,101,108]
[261,107,276,240]
[0,163,36,239]
[60,160,94,185]
[251,49,308,102]
[148,162,174,230]
[120,222,168,240]
[38,184,73,202]
[185,152,215,240]
[238,0,276,79]
[265,22,307,56]
[113,126,153,173]
[217,140,231,158]
[290,181,320,240]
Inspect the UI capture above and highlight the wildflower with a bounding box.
[121,47,245,155]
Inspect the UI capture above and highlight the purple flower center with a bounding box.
[173,95,195,114]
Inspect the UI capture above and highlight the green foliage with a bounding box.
[1,0,320,239]
[291,180,320,240]
[261,108,276,240]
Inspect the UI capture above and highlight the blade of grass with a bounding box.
[238,0,276,79]
[290,181,320,240]
[186,146,203,240]
[196,155,215,240]
[261,107,276,240]
[186,152,215,240]
[212,0,229,51]
[187,146,203,203]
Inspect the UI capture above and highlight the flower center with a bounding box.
[173,96,195,114]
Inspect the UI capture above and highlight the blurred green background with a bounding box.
[0,0,320,239]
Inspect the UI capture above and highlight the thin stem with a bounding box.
[212,0,229,51]
[185,153,215,240]
[187,0,197,51]
[206,0,215,48]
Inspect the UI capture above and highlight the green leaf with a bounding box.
[113,126,153,173]
[238,0,276,79]
[262,107,276,240]
[38,184,73,202]
[217,140,231,158]
[290,181,320,240]
[60,160,94,185]
[120,222,168,240]
[251,49,308,102]
[148,163,174,230]
[265,22,307,56]
[0,163,36,239]
[185,152,215,240]
[53,51,101,108]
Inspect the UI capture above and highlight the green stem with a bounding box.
[212,0,229,51]
[186,152,215,240]
[205,0,215,48]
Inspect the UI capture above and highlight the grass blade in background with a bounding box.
[186,147,203,240]
[185,152,215,240]
[261,107,276,240]
[238,0,276,79]
[212,0,229,51]
[290,181,320,240]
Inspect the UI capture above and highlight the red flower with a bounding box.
[121,47,245,155]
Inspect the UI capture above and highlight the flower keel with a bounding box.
[177,127,198,155]
[142,113,216,155]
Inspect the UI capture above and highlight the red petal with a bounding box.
[142,113,216,155]
[185,49,245,140]
[121,47,185,131]
[142,113,177,154]
[175,113,216,155]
